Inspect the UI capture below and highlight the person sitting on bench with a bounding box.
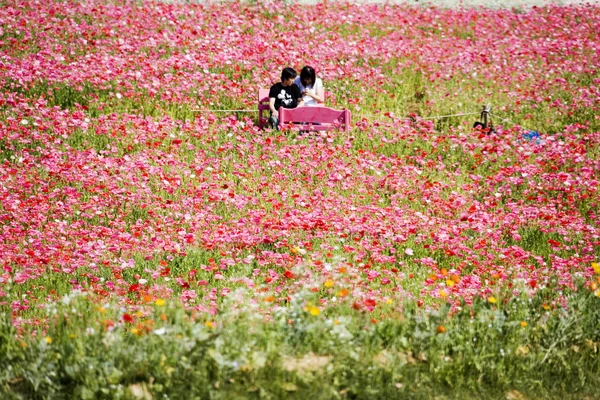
[294,66,324,107]
[268,67,304,130]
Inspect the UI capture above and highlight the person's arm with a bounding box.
[308,79,324,104]
[293,85,304,107]
[269,97,278,118]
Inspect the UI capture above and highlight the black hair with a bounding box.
[300,66,316,87]
[281,67,297,82]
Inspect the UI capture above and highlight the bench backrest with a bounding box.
[259,89,270,103]
[279,106,351,133]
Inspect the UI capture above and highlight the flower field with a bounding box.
[1,0,599,398]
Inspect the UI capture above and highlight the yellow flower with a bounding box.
[291,247,299,254]
[386,298,393,304]
[97,306,106,314]
[131,328,140,336]
[592,262,600,274]
[69,333,77,339]
[542,303,551,310]
[520,321,528,328]
[595,289,600,298]
[324,280,334,288]
[488,296,497,304]
[19,340,27,348]
[45,336,52,344]
[155,298,165,307]
[135,310,144,318]
[205,321,215,329]
[439,289,448,298]
[308,306,320,316]
[446,279,455,288]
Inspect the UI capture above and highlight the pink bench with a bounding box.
[257,88,349,132]
[279,106,351,134]
[257,89,271,129]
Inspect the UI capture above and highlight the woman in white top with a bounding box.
[294,66,324,107]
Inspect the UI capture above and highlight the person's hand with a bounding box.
[272,110,278,118]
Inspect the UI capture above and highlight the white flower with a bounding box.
[405,248,414,256]
[153,327,167,336]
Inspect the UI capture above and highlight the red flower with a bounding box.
[123,313,134,323]
[284,270,295,279]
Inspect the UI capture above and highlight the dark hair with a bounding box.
[281,67,297,82]
[300,66,316,87]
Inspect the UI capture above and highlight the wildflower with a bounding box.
[131,327,140,335]
[488,296,497,304]
[593,263,600,274]
[19,341,27,348]
[308,306,320,316]
[205,321,215,329]
[123,313,134,323]
[405,248,414,256]
[446,279,455,287]
[542,303,551,310]
[284,270,295,279]
[436,325,447,334]
[70,333,77,339]
[45,336,52,344]
[520,321,528,328]
[439,290,448,298]
[337,288,349,297]
[264,295,275,302]
[595,289,600,298]
[155,298,165,307]
[324,280,334,288]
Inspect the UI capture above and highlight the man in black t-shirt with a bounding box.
[268,67,304,130]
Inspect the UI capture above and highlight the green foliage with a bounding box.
[0,287,598,399]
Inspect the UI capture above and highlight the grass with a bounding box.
[1,285,599,399]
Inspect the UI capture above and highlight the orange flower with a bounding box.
[264,295,275,303]
[436,325,447,334]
